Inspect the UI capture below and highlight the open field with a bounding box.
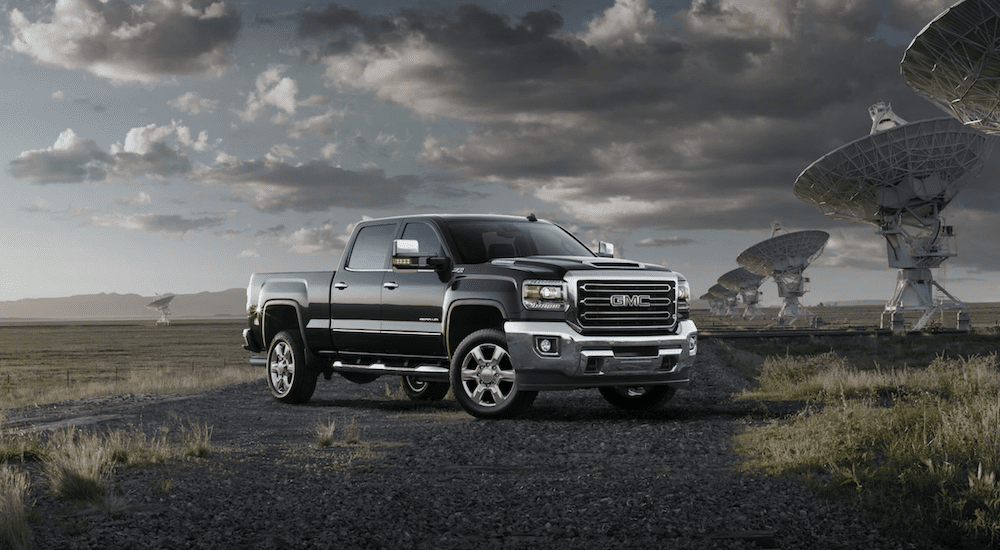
[691,302,1000,333]
[3,310,1000,547]
[0,319,258,409]
[3,304,999,409]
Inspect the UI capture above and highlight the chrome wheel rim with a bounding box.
[268,341,294,397]
[619,386,647,398]
[459,342,516,408]
[403,376,428,393]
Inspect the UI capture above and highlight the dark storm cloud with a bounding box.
[9,127,200,183]
[8,130,112,184]
[9,0,241,83]
[294,0,959,236]
[192,156,421,213]
[111,142,193,179]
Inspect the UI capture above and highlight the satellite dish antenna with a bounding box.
[794,102,991,330]
[699,292,725,316]
[707,283,739,317]
[737,223,828,325]
[901,0,1000,135]
[718,267,767,320]
[145,294,175,325]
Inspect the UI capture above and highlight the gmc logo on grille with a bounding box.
[610,294,651,307]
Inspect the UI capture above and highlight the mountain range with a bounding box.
[0,289,246,321]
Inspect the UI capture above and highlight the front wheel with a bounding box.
[451,329,537,419]
[266,330,318,404]
[599,385,675,411]
[400,376,450,401]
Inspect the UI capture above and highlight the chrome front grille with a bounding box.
[576,280,677,333]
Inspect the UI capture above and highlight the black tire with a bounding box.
[450,329,537,419]
[400,376,451,401]
[265,330,318,404]
[599,385,675,411]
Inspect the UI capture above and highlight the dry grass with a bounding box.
[42,429,113,502]
[734,350,1000,546]
[0,463,31,550]
[0,320,259,408]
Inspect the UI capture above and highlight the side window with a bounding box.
[346,224,396,270]
[401,222,444,258]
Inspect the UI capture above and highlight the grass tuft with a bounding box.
[735,350,1000,546]
[42,429,112,502]
[0,463,31,550]
[314,417,337,447]
[178,422,213,458]
[341,417,361,445]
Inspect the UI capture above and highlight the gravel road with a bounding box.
[10,342,950,550]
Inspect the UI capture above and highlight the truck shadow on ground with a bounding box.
[300,394,809,424]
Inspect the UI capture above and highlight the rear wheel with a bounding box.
[266,330,318,404]
[400,376,450,401]
[451,329,537,419]
[599,385,675,411]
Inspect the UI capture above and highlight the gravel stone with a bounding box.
[11,342,952,549]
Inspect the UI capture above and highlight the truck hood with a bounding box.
[471,256,675,279]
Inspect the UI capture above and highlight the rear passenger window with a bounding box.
[401,222,443,257]
[347,224,396,270]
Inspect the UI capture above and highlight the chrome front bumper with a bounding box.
[504,319,698,391]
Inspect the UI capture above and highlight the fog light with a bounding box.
[535,336,559,356]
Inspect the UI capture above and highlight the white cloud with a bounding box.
[239,65,299,122]
[320,143,340,159]
[282,223,351,254]
[115,192,153,207]
[9,129,111,183]
[170,92,217,114]
[9,0,240,84]
[283,109,343,139]
[88,213,224,236]
[267,144,297,160]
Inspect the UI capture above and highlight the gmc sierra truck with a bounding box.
[243,214,698,419]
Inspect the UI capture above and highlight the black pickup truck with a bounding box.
[243,213,698,419]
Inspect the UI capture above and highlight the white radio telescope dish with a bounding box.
[737,223,828,325]
[707,283,739,317]
[718,267,767,320]
[901,0,1000,135]
[795,103,991,330]
[699,292,726,316]
[145,294,175,325]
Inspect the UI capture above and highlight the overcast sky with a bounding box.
[1,0,997,306]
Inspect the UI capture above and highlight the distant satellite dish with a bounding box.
[145,294,175,325]
[901,0,1000,135]
[718,267,767,320]
[707,283,739,317]
[737,222,828,325]
[795,103,991,330]
[699,292,724,316]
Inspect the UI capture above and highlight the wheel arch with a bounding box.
[446,300,507,359]
[262,300,309,352]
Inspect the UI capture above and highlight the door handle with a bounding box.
[334,282,348,290]
[383,282,399,290]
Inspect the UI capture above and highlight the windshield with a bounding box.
[442,219,595,264]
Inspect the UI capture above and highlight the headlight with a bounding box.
[676,276,691,301]
[523,280,568,311]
